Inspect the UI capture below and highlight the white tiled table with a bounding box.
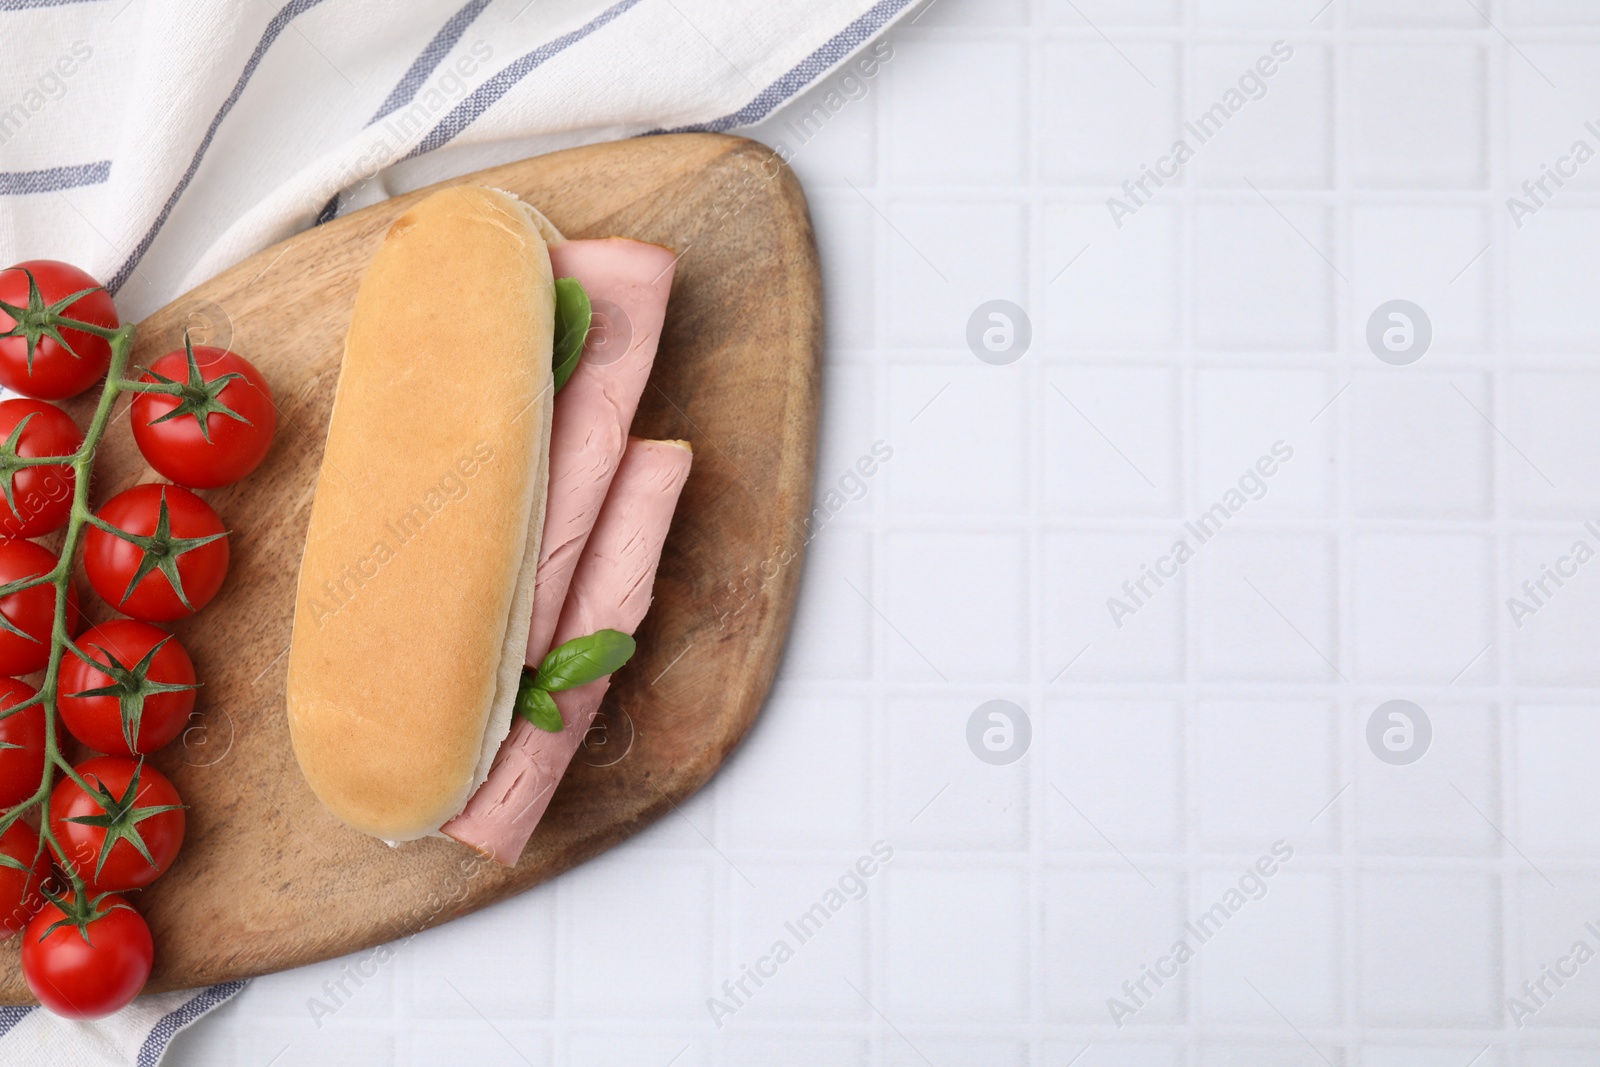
[171,1,1600,1064]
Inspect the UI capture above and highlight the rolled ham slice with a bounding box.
[442,437,693,863]
[525,238,678,666]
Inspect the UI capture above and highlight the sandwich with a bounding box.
[287,184,689,861]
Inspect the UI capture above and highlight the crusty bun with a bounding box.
[287,186,556,842]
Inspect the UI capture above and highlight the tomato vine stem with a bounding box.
[0,316,139,903]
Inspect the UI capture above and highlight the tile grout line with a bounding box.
[867,21,890,1065]
[1485,3,1522,1062]
[1022,0,1048,1061]
[1328,8,1363,1062]
[1177,1,1200,1053]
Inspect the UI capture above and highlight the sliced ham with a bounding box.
[524,238,678,666]
[443,437,693,863]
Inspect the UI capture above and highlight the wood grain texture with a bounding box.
[0,133,820,1000]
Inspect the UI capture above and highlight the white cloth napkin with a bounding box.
[0,0,917,319]
[0,983,243,1067]
[0,0,918,1062]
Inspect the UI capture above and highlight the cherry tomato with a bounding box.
[0,261,118,400]
[84,484,229,622]
[60,621,196,757]
[21,892,152,1019]
[49,757,185,892]
[0,820,48,937]
[0,398,81,537]
[131,342,275,489]
[0,679,44,807]
[0,539,77,675]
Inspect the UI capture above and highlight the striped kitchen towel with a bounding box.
[0,0,920,1063]
[0,982,243,1066]
[0,0,920,320]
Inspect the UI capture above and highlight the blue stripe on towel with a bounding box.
[404,0,645,160]
[107,0,333,295]
[0,0,109,10]
[0,981,247,1055]
[0,159,111,195]
[660,0,919,134]
[312,0,492,224]
[0,1005,32,1039]
[135,981,247,1067]
[369,0,492,124]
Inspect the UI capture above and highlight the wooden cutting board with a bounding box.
[0,132,820,1000]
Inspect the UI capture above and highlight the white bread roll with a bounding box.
[287,186,556,842]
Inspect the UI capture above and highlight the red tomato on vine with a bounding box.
[131,335,275,489]
[0,261,117,400]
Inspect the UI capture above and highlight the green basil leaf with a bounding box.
[535,628,636,692]
[514,670,563,732]
[551,277,591,393]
